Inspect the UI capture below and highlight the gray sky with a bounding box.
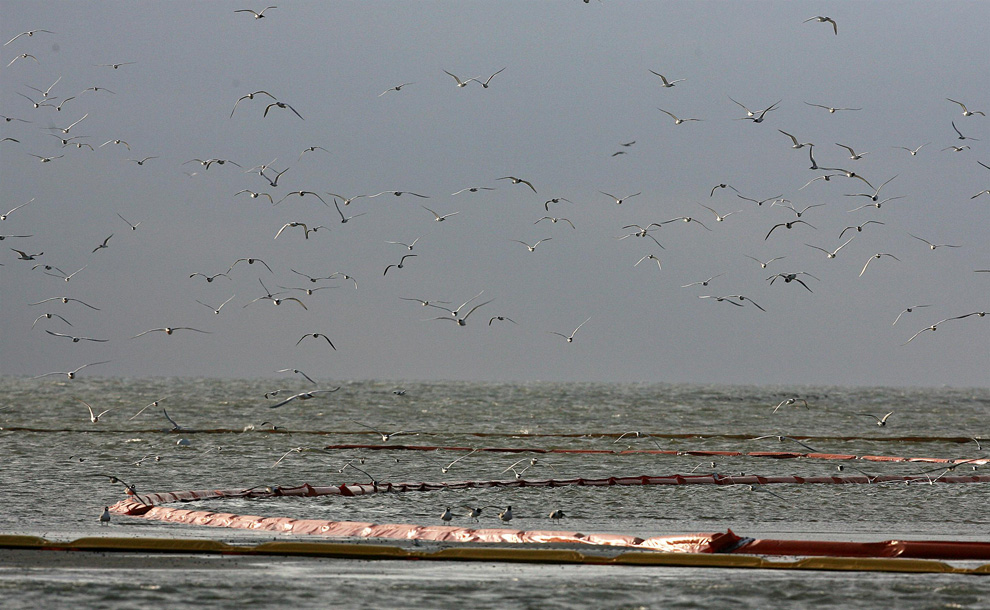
[2,2,988,387]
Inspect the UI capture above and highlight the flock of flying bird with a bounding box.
[2,7,989,527]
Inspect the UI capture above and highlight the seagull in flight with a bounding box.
[80,399,111,423]
[859,253,900,277]
[946,98,985,116]
[806,237,855,259]
[893,305,931,326]
[498,176,537,193]
[858,412,894,427]
[423,206,459,222]
[778,129,813,149]
[765,220,816,240]
[443,70,479,87]
[384,254,418,275]
[2,198,34,221]
[658,107,701,124]
[4,29,55,46]
[745,255,785,269]
[952,120,979,141]
[269,388,341,409]
[264,100,304,120]
[548,316,591,343]
[131,327,212,339]
[836,143,869,160]
[379,83,413,97]
[893,143,930,156]
[434,298,494,327]
[32,360,110,379]
[45,330,107,343]
[511,238,551,252]
[600,191,640,205]
[805,102,860,113]
[648,70,685,87]
[479,67,506,88]
[235,6,277,18]
[230,90,276,117]
[276,368,318,384]
[350,419,415,442]
[803,15,838,35]
[909,234,961,250]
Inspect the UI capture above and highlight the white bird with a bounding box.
[497,176,537,193]
[45,330,107,343]
[845,175,897,202]
[126,156,157,165]
[648,70,685,87]
[235,6,276,18]
[511,238,551,252]
[268,388,341,409]
[276,368,318,384]
[847,196,904,213]
[836,143,869,160]
[698,203,740,222]
[805,237,855,259]
[803,15,837,35]
[196,295,236,315]
[423,206,459,222]
[858,412,894,427]
[350,419,414,442]
[31,312,72,329]
[600,191,641,205]
[909,234,961,250]
[665,216,712,231]
[29,296,100,310]
[451,186,495,196]
[772,398,809,413]
[804,102,860,113]
[264,100,304,119]
[744,255,785,269]
[80,399,111,422]
[116,212,141,230]
[498,506,513,523]
[434,298,494,327]
[773,201,824,218]
[379,83,413,97]
[230,90,277,117]
[2,198,35,221]
[32,361,111,380]
[443,70,479,87]
[386,237,420,250]
[4,29,55,46]
[942,145,971,152]
[548,316,591,343]
[681,274,723,288]
[893,143,930,156]
[131,327,212,339]
[778,129,813,149]
[730,98,780,122]
[274,222,310,239]
[658,107,701,124]
[859,253,901,277]
[333,198,366,223]
[100,507,111,525]
[440,449,478,474]
[635,254,662,269]
[7,53,39,67]
[97,61,136,69]
[440,507,454,524]
[893,305,931,326]
[479,67,506,88]
[535,216,575,229]
[549,509,565,524]
[947,98,985,117]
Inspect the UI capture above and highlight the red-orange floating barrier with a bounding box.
[320,443,990,467]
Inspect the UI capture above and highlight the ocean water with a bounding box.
[1,377,988,609]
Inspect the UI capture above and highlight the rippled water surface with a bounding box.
[1,378,988,608]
